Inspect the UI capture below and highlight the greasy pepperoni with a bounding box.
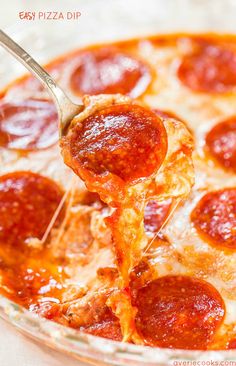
[191,188,236,249]
[1,260,64,308]
[84,319,122,341]
[144,199,172,235]
[0,99,58,151]
[64,104,167,183]
[227,338,236,349]
[0,171,65,248]
[134,275,225,349]
[178,42,236,93]
[70,47,151,98]
[206,118,236,172]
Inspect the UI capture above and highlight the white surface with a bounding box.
[0,318,89,366]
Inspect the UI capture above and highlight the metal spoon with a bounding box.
[0,29,83,136]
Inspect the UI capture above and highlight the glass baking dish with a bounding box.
[1,0,236,364]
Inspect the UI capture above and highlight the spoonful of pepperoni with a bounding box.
[0,29,83,136]
[61,93,195,342]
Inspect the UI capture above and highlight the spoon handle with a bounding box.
[0,29,82,135]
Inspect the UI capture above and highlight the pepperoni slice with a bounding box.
[191,188,236,249]
[206,118,236,172]
[0,171,65,248]
[70,47,151,98]
[62,104,167,183]
[144,199,172,235]
[178,42,236,93]
[227,338,236,349]
[134,275,225,349]
[84,319,122,341]
[0,99,58,151]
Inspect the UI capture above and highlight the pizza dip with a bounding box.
[0,33,236,350]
